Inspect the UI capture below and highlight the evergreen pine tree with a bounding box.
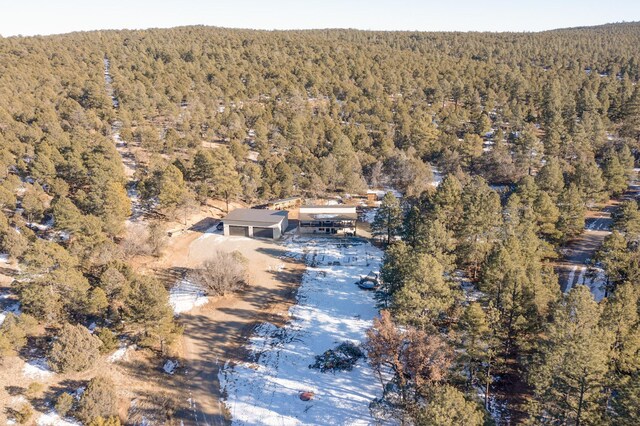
[528,286,612,425]
[535,157,565,200]
[372,192,403,245]
[392,253,455,329]
[457,177,501,278]
[557,183,585,240]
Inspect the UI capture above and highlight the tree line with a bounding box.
[0,23,640,424]
[367,167,638,424]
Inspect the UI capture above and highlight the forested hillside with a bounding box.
[0,23,639,424]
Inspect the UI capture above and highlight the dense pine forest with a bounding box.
[0,23,639,425]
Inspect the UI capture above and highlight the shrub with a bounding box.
[120,222,167,257]
[120,224,152,256]
[88,416,121,426]
[125,276,178,352]
[416,385,484,426]
[25,381,45,398]
[96,328,119,354]
[147,221,168,257]
[49,323,101,373]
[0,313,36,358]
[99,266,129,299]
[309,341,364,372]
[55,392,75,417]
[14,403,33,424]
[88,287,109,315]
[77,376,118,424]
[188,250,248,296]
[0,214,29,259]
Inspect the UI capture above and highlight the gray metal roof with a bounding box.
[299,212,358,221]
[299,205,357,210]
[223,208,288,226]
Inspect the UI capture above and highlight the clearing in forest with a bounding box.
[219,237,384,425]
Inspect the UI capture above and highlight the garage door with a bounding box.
[229,225,249,236]
[253,227,274,239]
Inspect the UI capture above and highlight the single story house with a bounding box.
[298,205,357,236]
[223,209,289,240]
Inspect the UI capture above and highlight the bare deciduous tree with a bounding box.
[121,221,167,257]
[365,310,453,423]
[188,250,248,296]
[121,223,152,256]
[147,221,168,257]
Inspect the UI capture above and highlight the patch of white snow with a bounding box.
[36,411,81,426]
[431,168,443,187]
[169,278,209,315]
[362,208,378,224]
[220,237,385,425]
[23,358,54,379]
[0,291,21,326]
[108,344,134,363]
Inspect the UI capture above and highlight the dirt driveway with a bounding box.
[146,230,306,425]
[556,174,639,292]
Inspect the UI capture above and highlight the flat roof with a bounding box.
[300,205,356,210]
[224,209,288,226]
[299,212,358,221]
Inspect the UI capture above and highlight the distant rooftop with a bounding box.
[300,205,356,210]
[224,208,288,226]
[268,196,301,203]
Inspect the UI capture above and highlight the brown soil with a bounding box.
[138,224,306,425]
[0,204,306,425]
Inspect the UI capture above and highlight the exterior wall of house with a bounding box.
[270,224,283,239]
[297,206,357,237]
[298,224,355,236]
[223,220,285,239]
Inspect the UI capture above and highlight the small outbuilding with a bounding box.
[266,196,302,210]
[298,205,357,236]
[223,209,289,240]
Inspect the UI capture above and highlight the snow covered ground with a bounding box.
[23,358,54,379]
[362,208,378,224]
[169,278,209,315]
[565,265,606,301]
[0,289,21,326]
[476,384,510,425]
[194,226,248,244]
[366,188,402,200]
[431,169,443,187]
[108,343,135,363]
[219,237,384,425]
[454,270,485,303]
[585,217,612,232]
[36,411,81,426]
